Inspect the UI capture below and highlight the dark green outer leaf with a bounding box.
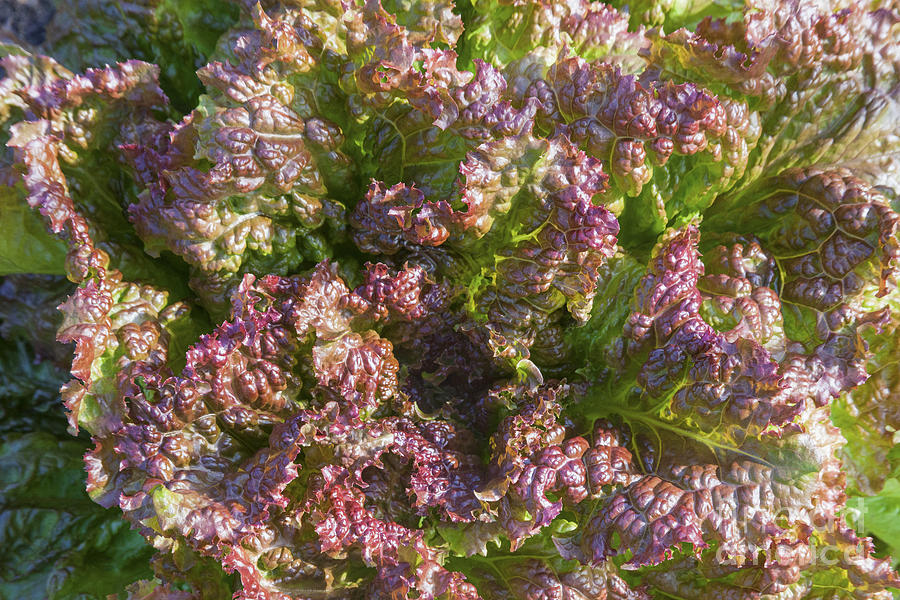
[0,432,154,600]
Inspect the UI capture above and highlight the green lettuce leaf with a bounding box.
[0,433,154,599]
[0,180,67,275]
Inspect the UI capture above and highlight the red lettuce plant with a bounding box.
[2,0,900,598]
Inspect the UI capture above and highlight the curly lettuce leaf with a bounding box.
[704,168,900,351]
[834,290,900,496]
[503,51,759,244]
[44,0,238,111]
[1,47,195,300]
[463,0,647,71]
[566,224,899,597]
[2,1,899,599]
[649,1,900,192]
[353,130,619,368]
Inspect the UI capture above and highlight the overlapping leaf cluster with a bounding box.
[2,0,900,598]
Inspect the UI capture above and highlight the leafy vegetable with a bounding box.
[0,274,157,600]
[0,433,155,599]
[2,0,900,598]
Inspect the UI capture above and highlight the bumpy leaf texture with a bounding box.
[43,0,239,111]
[2,0,900,599]
[0,273,162,600]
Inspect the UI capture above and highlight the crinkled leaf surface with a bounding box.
[1,0,900,599]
